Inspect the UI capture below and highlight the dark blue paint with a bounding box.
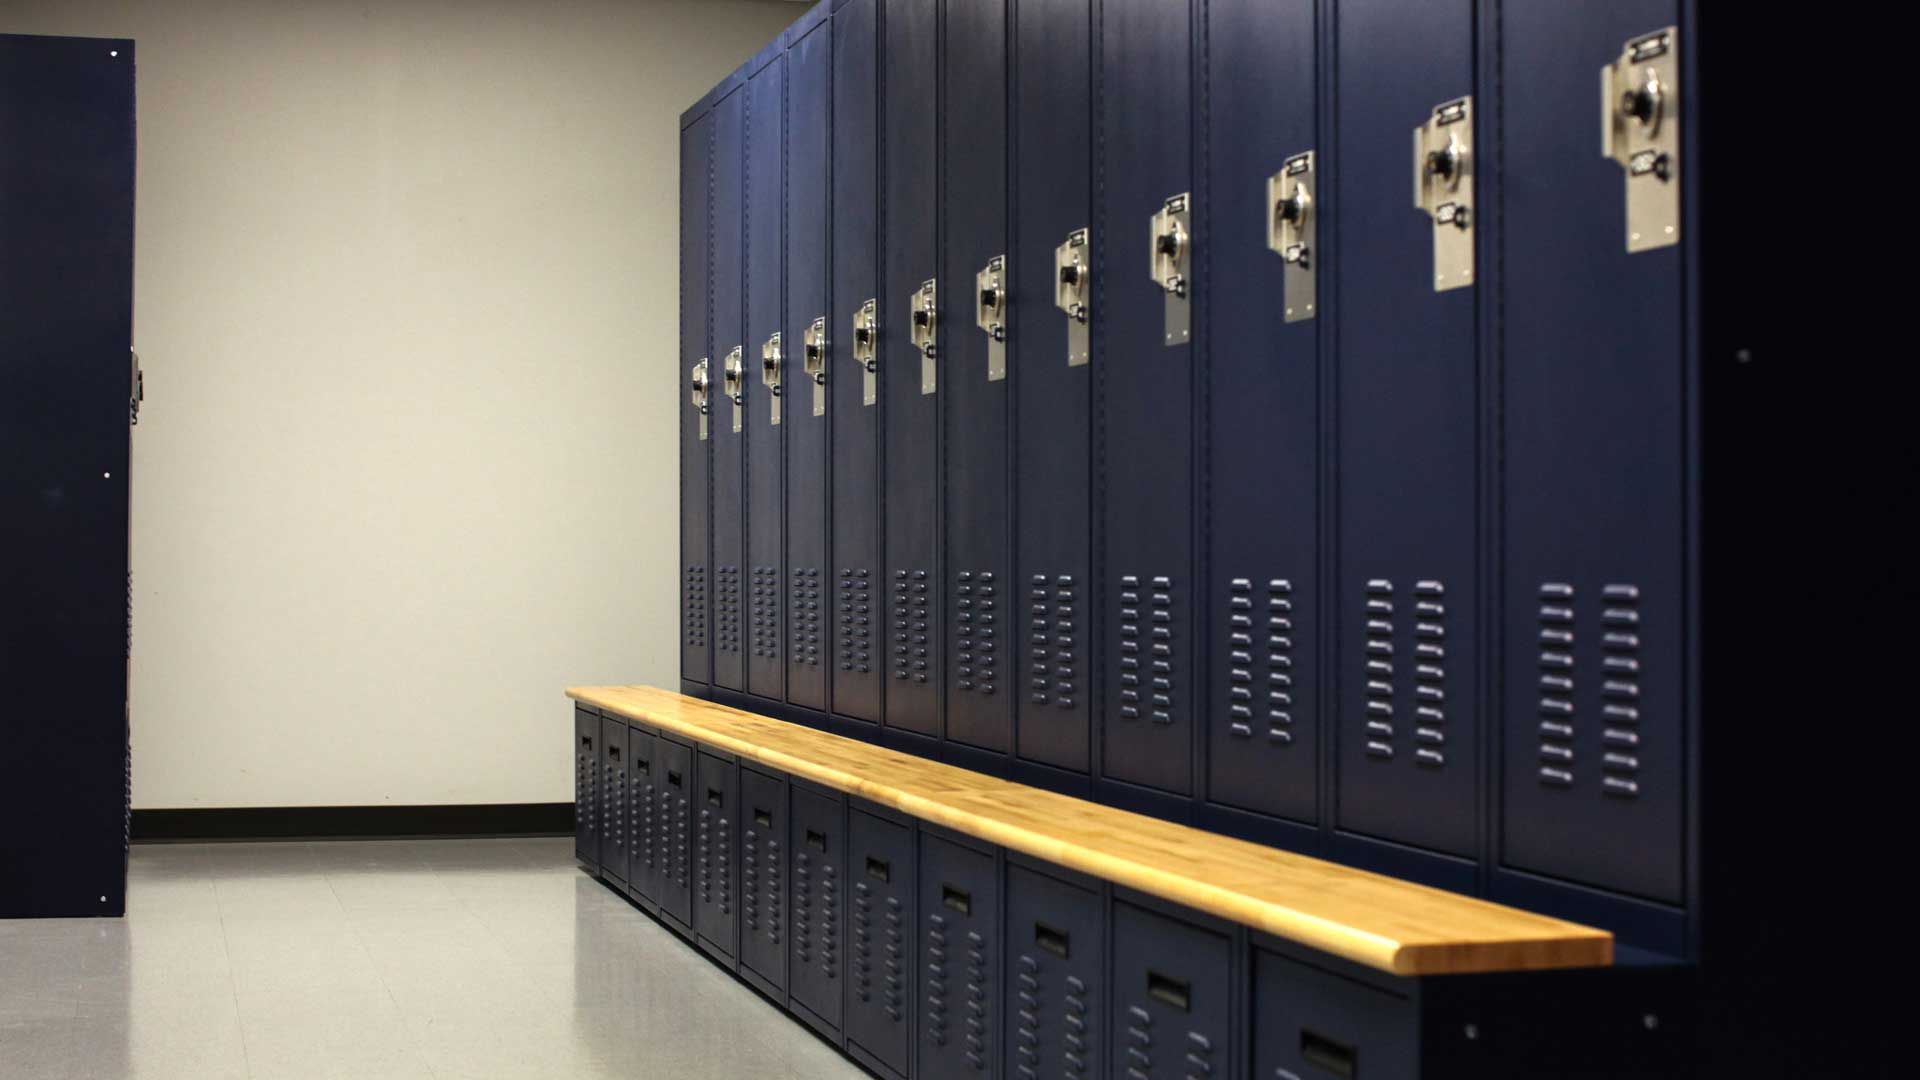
[711,90,748,692]
[786,23,833,711]
[746,57,788,703]
[682,111,714,686]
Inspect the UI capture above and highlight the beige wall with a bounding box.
[1,0,800,807]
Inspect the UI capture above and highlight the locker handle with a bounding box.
[865,856,891,883]
[1300,1029,1358,1078]
[581,736,593,750]
[707,787,724,808]
[667,770,682,786]
[608,746,620,761]
[1034,922,1070,959]
[754,808,773,828]
[806,829,828,853]
[1146,970,1191,1012]
[636,757,650,775]
[941,885,972,915]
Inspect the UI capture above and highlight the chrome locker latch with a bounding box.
[690,357,712,441]
[1054,228,1091,367]
[909,278,938,394]
[1413,96,1474,291]
[975,255,1008,381]
[1604,26,1680,252]
[852,299,879,406]
[1267,150,1316,322]
[803,316,828,417]
[1150,194,1192,345]
[722,347,745,434]
[761,332,783,426]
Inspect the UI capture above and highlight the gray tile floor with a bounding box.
[0,838,866,1079]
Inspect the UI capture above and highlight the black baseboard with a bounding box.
[131,803,573,843]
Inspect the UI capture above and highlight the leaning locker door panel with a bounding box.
[785,22,833,711]
[1332,0,1479,857]
[711,88,749,692]
[682,114,714,685]
[745,56,787,703]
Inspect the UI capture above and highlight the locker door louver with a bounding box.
[1224,578,1297,744]
[1536,582,1646,797]
[686,567,709,648]
[1116,574,1176,725]
[716,566,742,658]
[1361,578,1449,768]
[1029,574,1079,710]
[892,568,933,685]
[840,568,874,674]
[953,571,999,697]
[751,566,781,663]
[1013,952,1092,1079]
[792,566,824,667]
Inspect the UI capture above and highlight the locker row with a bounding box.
[572,704,1684,1079]
[680,0,1701,957]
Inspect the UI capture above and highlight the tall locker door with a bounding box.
[1332,0,1480,856]
[573,708,598,868]
[695,752,739,959]
[1203,0,1320,821]
[629,727,659,904]
[790,785,846,1035]
[740,766,790,994]
[786,22,833,710]
[1097,0,1197,797]
[1108,901,1236,1080]
[746,57,788,703]
[1004,866,1104,1079]
[918,835,1000,1078]
[681,112,714,685]
[941,0,1012,754]
[881,0,940,739]
[846,806,916,1078]
[598,717,629,885]
[1011,0,1094,774]
[832,0,884,724]
[656,737,695,927]
[1497,5,1685,903]
[712,89,749,692]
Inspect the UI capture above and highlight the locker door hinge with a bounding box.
[690,358,712,441]
[1268,151,1316,322]
[1604,26,1680,252]
[853,299,879,406]
[909,278,938,394]
[761,332,783,426]
[1150,194,1192,345]
[803,316,829,416]
[1414,96,1475,291]
[129,349,144,425]
[975,255,1008,381]
[1055,228,1091,366]
[722,347,746,434]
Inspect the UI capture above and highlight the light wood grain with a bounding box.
[567,684,1612,976]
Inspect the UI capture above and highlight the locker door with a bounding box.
[712,88,749,692]
[1109,901,1235,1080]
[1332,0,1479,856]
[941,0,1012,754]
[746,56,788,703]
[1498,4,1684,903]
[1251,949,1416,1080]
[918,836,1000,1078]
[574,708,598,868]
[599,716,629,885]
[1203,0,1320,822]
[656,737,695,927]
[1097,0,1197,796]
[790,785,846,1034]
[786,22,833,710]
[846,806,916,1077]
[1011,0,1094,774]
[695,752,739,958]
[881,0,940,739]
[629,727,659,904]
[682,112,714,684]
[1004,866,1103,1080]
[831,0,884,724]
[740,766,790,993]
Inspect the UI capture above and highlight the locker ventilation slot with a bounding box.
[1599,583,1644,798]
[1537,582,1578,787]
[1362,579,1396,760]
[1411,580,1448,767]
[576,745,597,844]
[791,566,823,667]
[697,799,730,916]
[1029,573,1079,709]
[744,822,782,949]
[665,784,689,889]
[1364,578,1448,767]
[684,566,708,648]
[838,567,873,674]
[852,881,905,1020]
[892,568,932,684]
[795,849,836,976]
[1015,951,1089,1079]
[925,912,989,1069]
[750,565,780,660]
[715,565,742,654]
[605,756,626,862]
[1225,578,1296,743]
[1117,574,1176,724]
[954,570,999,696]
[637,775,656,874]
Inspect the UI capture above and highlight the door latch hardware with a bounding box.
[1267,150,1316,322]
[129,349,143,426]
[1054,228,1091,367]
[909,278,938,394]
[975,255,1008,381]
[852,299,878,407]
[1413,96,1474,291]
[1150,194,1192,345]
[761,332,783,426]
[1603,26,1679,252]
[722,347,745,433]
[803,316,828,416]
[690,357,712,441]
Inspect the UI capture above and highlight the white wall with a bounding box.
[1,0,800,808]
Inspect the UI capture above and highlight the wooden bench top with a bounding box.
[567,685,1612,976]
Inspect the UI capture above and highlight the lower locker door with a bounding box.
[695,752,739,958]
[599,717,628,884]
[1005,865,1104,1080]
[573,709,598,868]
[1110,901,1235,1080]
[919,836,1000,1078]
[846,807,915,1077]
[789,786,846,1033]
[629,728,659,904]
[740,766,790,992]
[656,738,694,927]
[1252,949,1416,1080]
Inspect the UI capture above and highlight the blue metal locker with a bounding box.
[1251,948,1415,1079]
[1200,0,1321,826]
[786,21,834,711]
[832,0,884,725]
[1495,4,1685,907]
[681,112,714,686]
[1108,899,1237,1079]
[695,752,740,961]
[1097,0,1199,797]
[918,832,1000,1078]
[881,0,941,740]
[1004,861,1104,1080]
[656,736,695,930]
[599,716,629,885]
[1332,0,1480,858]
[628,725,660,906]
[574,707,599,869]
[740,766,791,996]
[746,56,788,704]
[941,0,1013,755]
[846,804,916,1078]
[790,782,847,1038]
[1011,0,1094,775]
[712,89,749,692]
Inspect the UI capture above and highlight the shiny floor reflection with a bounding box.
[0,838,866,1079]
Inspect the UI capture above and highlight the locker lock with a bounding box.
[802,315,828,417]
[761,332,783,426]
[1603,27,1680,251]
[722,347,745,434]
[909,278,938,394]
[852,299,879,407]
[975,255,1008,382]
[1414,96,1475,291]
[690,357,712,441]
[1054,228,1091,367]
[1150,194,1192,346]
[1267,150,1317,322]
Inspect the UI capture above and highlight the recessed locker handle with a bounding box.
[1146,970,1191,1012]
[941,884,971,915]
[760,332,783,425]
[667,770,682,786]
[608,746,620,760]
[805,828,828,853]
[1053,228,1091,366]
[707,787,724,807]
[689,358,712,440]
[1300,1029,1358,1078]
[851,299,879,406]
[581,736,593,750]
[753,808,773,828]
[865,855,891,882]
[635,756,650,775]
[1034,922,1070,959]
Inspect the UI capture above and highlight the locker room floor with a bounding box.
[0,838,865,1079]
